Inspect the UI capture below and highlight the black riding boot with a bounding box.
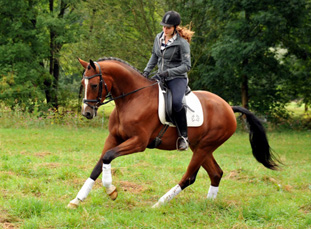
[174,107,189,151]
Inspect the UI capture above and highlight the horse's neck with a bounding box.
[107,62,152,102]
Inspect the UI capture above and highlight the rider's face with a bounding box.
[163,26,174,37]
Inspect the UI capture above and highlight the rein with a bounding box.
[83,61,158,110]
[101,82,158,106]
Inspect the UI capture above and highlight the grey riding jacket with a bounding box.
[144,32,191,81]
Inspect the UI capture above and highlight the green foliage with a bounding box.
[0,0,83,111]
[0,0,48,111]
[168,0,310,119]
[209,0,306,113]
[1,0,311,121]
[283,0,311,110]
[0,102,113,129]
[61,0,164,70]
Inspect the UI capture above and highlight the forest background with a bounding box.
[0,0,311,127]
[1,1,311,228]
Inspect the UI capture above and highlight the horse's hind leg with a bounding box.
[201,154,223,199]
[152,153,202,208]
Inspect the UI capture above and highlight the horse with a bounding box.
[67,57,278,209]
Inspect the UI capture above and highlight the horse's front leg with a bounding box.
[67,135,147,208]
[102,163,118,200]
[101,135,147,197]
[67,135,118,209]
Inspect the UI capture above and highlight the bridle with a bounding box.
[83,62,109,111]
[82,61,158,111]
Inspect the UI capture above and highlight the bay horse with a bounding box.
[67,57,278,209]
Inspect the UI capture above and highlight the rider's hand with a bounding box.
[151,71,168,81]
[158,71,168,78]
[151,74,161,81]
[142,71,149,78]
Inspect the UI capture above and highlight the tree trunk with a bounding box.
[241,10,250,110]
[45,0,67,110]
[44,0,58,109]
[241,59,249,109]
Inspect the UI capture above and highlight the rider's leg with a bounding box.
[166,78,188,150]
[174,107,188,150]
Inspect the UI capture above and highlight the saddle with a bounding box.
[147,81,204,149]
[160,81,191,125]
[157,81,204,127]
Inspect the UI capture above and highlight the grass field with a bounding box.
[0,122,310,228]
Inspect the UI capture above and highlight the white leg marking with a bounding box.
[102,163,116,195]
[152,184,182,208]
[207,185,219,199]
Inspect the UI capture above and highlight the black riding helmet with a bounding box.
[160,11,181,27]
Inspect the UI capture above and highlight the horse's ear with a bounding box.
[78,58,88,69]
[90,59,96,70]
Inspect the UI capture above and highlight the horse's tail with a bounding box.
[232,106,279,170]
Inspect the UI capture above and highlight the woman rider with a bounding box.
[143,11,194,150]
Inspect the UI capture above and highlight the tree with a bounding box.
[0,0,47,111]
[59,0,166,107]
[61,0,164,70]
[283,0,311,113]
[40,0,82,109]
[0,0,83,111]
[165,0,309,117]
[1,0,310,118]
[205,0,307,112]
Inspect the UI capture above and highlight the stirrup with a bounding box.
[176,136,189,151]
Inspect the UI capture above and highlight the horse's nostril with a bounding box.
[85,112,93,119]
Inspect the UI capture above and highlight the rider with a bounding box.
[143,11,194,151]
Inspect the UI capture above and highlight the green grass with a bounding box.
[1,125,310,228]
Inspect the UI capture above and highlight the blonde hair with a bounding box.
[176,24,195,43]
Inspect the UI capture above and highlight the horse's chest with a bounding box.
[116,119,138,139]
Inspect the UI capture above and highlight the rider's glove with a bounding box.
[158,71,168,78]
[142,71,150,78]
[151,71,168,81]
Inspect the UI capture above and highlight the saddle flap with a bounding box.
[163,88,174,124]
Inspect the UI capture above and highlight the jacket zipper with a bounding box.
[161,49,166,72]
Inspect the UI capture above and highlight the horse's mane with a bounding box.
[97,57,142,75]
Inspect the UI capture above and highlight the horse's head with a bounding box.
[79,58,110,119]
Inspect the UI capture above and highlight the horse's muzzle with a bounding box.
[83,111,94,119]
[82,106,97,119]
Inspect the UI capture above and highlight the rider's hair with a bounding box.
[176,24,195,43]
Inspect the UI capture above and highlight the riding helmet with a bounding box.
[160,11,181,27]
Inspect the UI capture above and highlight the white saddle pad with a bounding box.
[158,84,204,127]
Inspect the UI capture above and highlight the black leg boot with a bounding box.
[174,107,189,151]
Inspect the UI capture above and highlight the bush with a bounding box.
[0,103,112,129]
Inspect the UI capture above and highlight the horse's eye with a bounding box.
[91,84,98,90]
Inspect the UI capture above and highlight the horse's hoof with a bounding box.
[67,198,80,209]
[67,202,79,209]
[152,202,161,208]
[109,189,118,200]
